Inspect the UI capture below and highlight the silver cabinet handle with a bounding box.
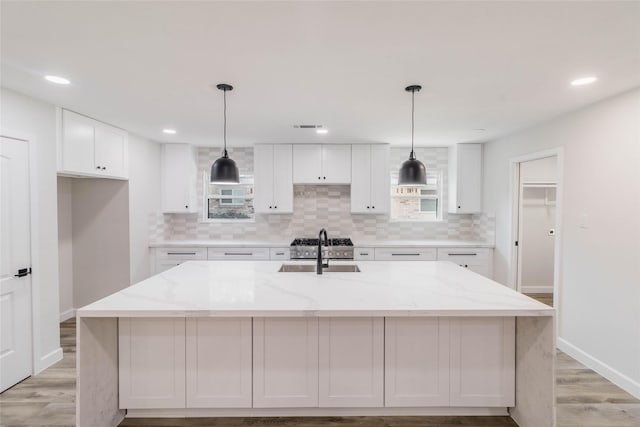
[167,252,196,255]
[359,252,369,256]
[392,253,420,256]
[224,252,253,256]
[448,253,477,256]
[275,252,285,256]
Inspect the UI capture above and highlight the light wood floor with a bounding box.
[2,308,639,426]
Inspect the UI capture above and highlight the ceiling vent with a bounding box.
[293,124,323,129]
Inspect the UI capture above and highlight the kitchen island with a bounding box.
[76,260,555,427]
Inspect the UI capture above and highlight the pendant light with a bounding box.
[398,85,427,186]
[210,83,240,184]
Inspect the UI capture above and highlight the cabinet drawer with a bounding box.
[156,260,185,274]
[437,248,490,263]
[156,247,207,260]
[269,248,290,260]
[374,247,436,261]
[354,247,375,261]
[207,247,270,260]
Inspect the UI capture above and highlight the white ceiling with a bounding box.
[2,1,639,147]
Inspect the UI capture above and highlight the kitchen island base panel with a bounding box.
[510,316,556,427]
[76,317,125,427]
[125,407,509,418]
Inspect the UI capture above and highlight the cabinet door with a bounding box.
[94,123,127,178]
[322,144,351,184]
[293,145,322,184]
[385,318,450,407]
[457,144,482,213]
[319,318,383,407]
[369,145,390,213]
[253,145,275,213]
[61,110,95,174]
[450,317,515,407]
[119,318,186,409]
[161,144,197,213]
[253,318,319,407]
[272,144,293,213]
[350,145,371,213]
[186,318,251,408]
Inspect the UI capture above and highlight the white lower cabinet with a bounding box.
[252,318,319,407]
[374,247,437,261]
[118,316,515,411]
[186,318,252,408]
[450,317,515,407]
[318,318,384,407]
[384,318,450,407]
[207,247,270,260]
[119,318,186,409]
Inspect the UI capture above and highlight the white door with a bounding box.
[318,317,384,407]
[186,318,252,408]
[253,144,275,213]
[292,145,322,184]
[322,145,351,184]
[369,145,390,213]
[272,144,293,212]
[61,110,95,174]
[253,318,319,407]
[515,156,558,296]
[94,123,127,178]
[350,145,371,213]
[0,136,33,392]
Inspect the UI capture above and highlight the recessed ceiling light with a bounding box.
[571,76,597,86]
[316,129,328,134]
[44,75,70,85]
[162,129,177,134]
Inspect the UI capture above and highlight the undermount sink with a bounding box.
[278,264,361,273]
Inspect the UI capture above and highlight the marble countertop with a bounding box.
[78,261,551,318]
[149,239,494,248]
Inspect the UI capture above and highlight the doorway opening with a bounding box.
[510,150,562,309]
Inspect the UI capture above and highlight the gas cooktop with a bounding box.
[290,237,354,259]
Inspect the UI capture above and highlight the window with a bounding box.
[203,173,255,221]
[390,171,442,221]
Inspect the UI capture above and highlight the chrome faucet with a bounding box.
[317,228,329,274]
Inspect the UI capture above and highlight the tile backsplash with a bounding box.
[150,146,495,243]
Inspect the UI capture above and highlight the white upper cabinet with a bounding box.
[293,144,351,184]
[351,144,390,214]
[254,144,293,213]
[59,109,128,179]
[161,144,197,213]
[448,143,482,214]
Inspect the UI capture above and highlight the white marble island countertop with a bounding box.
[78,261,552,318]
[148,239,494,248]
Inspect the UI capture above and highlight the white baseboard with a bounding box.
[522,286,553,293]
[127,407,508,418]
[60,308,76,322]
[34,347,63,374]
[558,337,640,399]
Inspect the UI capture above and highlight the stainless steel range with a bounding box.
[290,237,354,260]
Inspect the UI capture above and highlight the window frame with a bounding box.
[389,170,443,222]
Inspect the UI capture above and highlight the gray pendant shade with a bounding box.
[210,83,240,184]
[210,150,240,184]
[398,84,427,186]
[398,153,427,186]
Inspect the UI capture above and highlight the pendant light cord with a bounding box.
[222,88,228,158]
[410,88,416,160]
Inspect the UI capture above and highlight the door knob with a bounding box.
[14,268,31,278]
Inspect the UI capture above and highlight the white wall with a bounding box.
[483,88,640,397]
[72,179,130,308]
[0,88,62,372]
[57,177,74,320]
[128,134,161,284]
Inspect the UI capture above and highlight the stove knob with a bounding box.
[328,251,333,256]
[304,251,309,257]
